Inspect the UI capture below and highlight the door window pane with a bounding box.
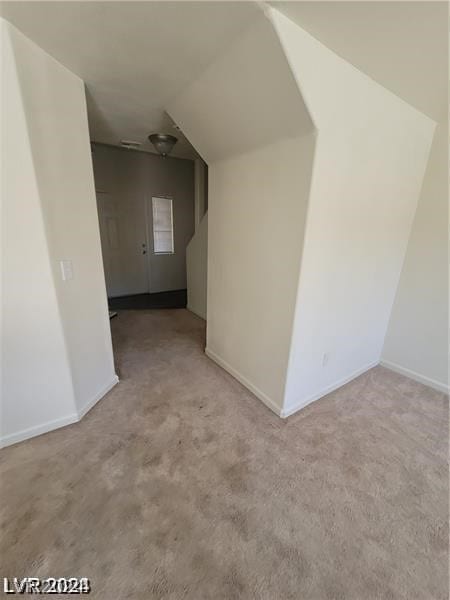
[152,197,174,254]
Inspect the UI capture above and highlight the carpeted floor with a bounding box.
[1,309,448,599]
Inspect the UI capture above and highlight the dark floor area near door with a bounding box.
[108,289,187,310]
[1,309,448,599]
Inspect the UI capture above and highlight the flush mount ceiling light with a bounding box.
[148,133,178,158]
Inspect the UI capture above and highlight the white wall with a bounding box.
[382,116,448,392]
[169,13,316,413]
[168,4,443,420]
[269,9,435,414]
[1,21,77,444]
[1,21,117,445]
[206,135,315,410]
[170,7,435,416]
[186,213,208,320]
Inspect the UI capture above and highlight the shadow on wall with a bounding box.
[186,210,208,320]
[184,156,208,320]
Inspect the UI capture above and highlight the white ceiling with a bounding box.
[1,1,259,159]
[1,1,447,161]
[273,1,448,122]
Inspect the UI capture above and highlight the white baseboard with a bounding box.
[77,374,119,419]
[1,375,119,449]
[205,347,282,417]
[379,360,449,395]
[186,305,206,321]
[0,412,79,449]
[281,361,379,418]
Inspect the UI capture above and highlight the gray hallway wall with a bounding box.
[91,143,195,296]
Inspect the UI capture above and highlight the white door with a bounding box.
[96,192,148,297]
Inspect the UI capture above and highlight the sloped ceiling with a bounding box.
[0,1,259,159]
[167,14,313,163]
[273,1,448,122]
[1,1,447,161]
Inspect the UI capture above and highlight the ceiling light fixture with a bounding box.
[148,133,178,158]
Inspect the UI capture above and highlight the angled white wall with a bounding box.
[269,9,436,414]
[206,134,315,410]
[382,115,449,392]
[169,14,316,412]
[1,20,77,444]
[1,20,117,446]
[170,7,436,417]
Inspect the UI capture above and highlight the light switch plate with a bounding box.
[60,260,73,281]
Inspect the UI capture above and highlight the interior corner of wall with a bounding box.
[254,1,274,21]
[264,8,318,135]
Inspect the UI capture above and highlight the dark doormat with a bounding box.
[108,289,187,310]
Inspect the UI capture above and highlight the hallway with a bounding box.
[1,310,447,599]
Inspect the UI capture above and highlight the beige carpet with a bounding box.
[1,309,448,599]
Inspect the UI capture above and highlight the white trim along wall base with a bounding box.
[206,348,448,420]
[206,349,381,418]
[281,361,379,417]
[76,375,120,420]
[187,306,207,321]
[380,361,449,395]
[0,414,79,449]
[0,376,119,449]
[205,348,283,417]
